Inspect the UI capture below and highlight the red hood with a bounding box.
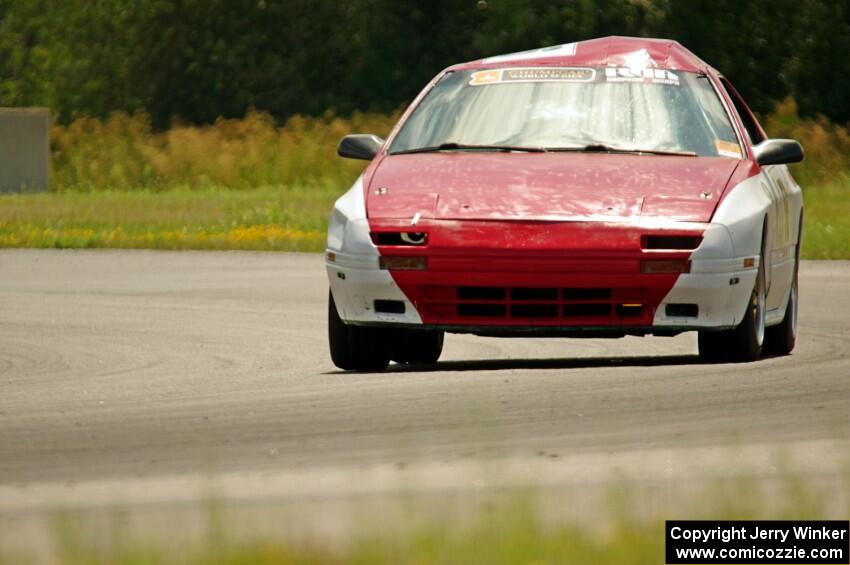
[366,153,739,223]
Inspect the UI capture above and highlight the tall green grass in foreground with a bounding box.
[7,471,848,565]
[46,501,664,565]
[0,98,848,256]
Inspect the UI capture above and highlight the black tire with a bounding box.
[391,328,444,365]
[765,253,799,356]
[328,291,390,372]
[699,236,767,363]
[728,262,766,362]
[697,330,730,363]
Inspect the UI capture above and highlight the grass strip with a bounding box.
[0,181,847,257]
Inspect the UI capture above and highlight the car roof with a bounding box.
[450,36,715,74]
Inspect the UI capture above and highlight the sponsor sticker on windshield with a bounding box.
[469,67,596,86]
[604,67,680,85]
[715,139,743,158]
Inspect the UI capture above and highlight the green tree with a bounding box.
[0,0,847,126]
[789,0,850,122]
[658,0,803,115]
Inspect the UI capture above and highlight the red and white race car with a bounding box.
[326,36,804,371]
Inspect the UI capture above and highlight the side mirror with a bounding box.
[338,134,384,160]
[753,139,804,166]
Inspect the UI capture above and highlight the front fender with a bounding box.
[712,172,770,259]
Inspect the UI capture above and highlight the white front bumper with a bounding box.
[327,250,422,325]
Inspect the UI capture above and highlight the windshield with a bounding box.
[389,67,741,158]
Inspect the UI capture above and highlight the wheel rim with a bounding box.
[754,280,765,347]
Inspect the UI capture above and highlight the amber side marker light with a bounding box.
[640,259,691,274]
[379,256,428,270]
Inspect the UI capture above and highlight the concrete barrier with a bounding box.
[0,108,49,193]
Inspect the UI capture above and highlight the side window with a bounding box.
[719,77,765,146]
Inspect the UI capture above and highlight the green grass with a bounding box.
[0,181,847,257]
[53,521,664,565]
[12,508,665,565]
[0,186,335,252]
[6,471,848,565]
[800,182,850,259]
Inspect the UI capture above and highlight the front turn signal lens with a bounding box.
[640,259,691,274]
[379,256,428,270]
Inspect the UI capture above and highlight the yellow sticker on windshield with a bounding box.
[715,139,743,159]
[469,69,502,85]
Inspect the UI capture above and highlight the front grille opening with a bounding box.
[374,299,405,314]
[642,235,703,250]
[617,304,643,317]
[457,286,505,300]
[510,287,558,301]
[427,286,650,322]
[563,288,612,300]
[665,303,698,317]
[563,303,611,317]
[458,303,506,317]
[510,304,558,318]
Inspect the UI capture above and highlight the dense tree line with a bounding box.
[0,0,847,128]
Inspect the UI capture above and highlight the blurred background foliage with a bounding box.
[0,0,848,127]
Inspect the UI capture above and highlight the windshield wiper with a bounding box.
[546,144,697,157]
[390,142,546,155]
[391,142,696,157]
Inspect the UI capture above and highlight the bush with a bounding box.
[49,99,850,194]
[50,110,400,192]
[762,98,850,187]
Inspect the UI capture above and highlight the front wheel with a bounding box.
[698,253,766,363]
[391,328,444,365]
[328,292,390,372]
[765,264,798,356]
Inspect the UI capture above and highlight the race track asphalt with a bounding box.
[0,250,848,513]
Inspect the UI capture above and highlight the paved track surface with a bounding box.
[1,250,848,506]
